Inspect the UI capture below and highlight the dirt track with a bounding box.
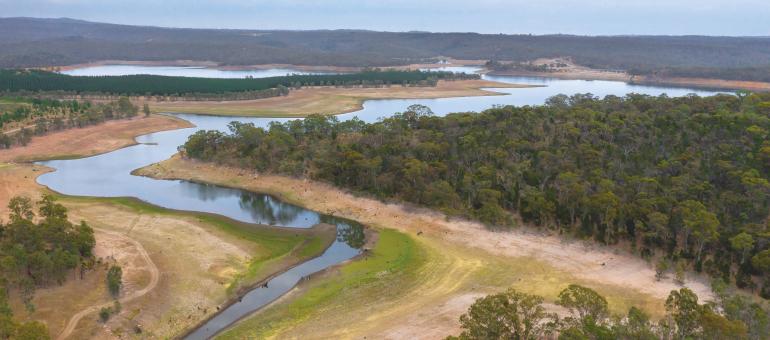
[57,228,160,340]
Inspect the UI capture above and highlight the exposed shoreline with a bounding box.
[135,155,715,338]
[488,69,770,92]
[147,79,532,117]
[47,58,770,92]
[0,114,193,163]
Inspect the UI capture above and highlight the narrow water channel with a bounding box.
[36,68,722,339]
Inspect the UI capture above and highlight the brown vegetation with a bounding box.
[148,79,529,117]
[0,115,191,163]
[136,156,714,337]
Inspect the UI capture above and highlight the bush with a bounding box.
[106,265,122,298]
[99,307,111,323]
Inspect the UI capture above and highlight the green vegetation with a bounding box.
[106,265,122,298]
[0,69,477,100]
[449,284,766,339]
[184,93,770,296]
[57,195,335,295]
[4,18,770,82]
[218,228,425,338]
[0,195,96,339]
[0,96,139,149]
[98,301,120,324]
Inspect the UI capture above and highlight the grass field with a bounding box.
[148,80,530,117]
[137,156,712,338]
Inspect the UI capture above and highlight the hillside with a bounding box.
[2,18,770,81]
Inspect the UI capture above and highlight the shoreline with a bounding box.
[47,58,770,92]
[45,57,486,73]
[488,69,770,92]
[147,79,532,117]
[135,155,716,338]
[0,114,194,163]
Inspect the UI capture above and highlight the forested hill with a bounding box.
[3,17,770,82]
[184,93,770,297]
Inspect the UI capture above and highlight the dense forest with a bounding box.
[0,69,474,99]
[449,283,768,339]
[183,93,770,297]
[0,195,96,339]
[2,18,770,82]
[0,96,140,149]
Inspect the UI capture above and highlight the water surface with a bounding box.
[36,69,724,339]
[61,65,325,78]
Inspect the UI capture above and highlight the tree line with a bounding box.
[0,96,140,149]
[0,69,478,99]
[183,93,770,298]
[448,283,768,339]
[0,195,97,339]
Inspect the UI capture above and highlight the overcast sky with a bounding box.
[2,0,769,36]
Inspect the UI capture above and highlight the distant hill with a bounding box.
[2,17,770,81]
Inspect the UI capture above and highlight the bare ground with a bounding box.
[0,115,192,163]
[488,57,770,91]
[0,160,331,339]
[137,156,715,338]
[149,80,531,117]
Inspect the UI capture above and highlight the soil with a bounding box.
[0,115,192,163]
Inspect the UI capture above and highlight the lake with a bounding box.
[38,66,724,339]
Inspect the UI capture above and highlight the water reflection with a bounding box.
[325,216,366,249]
[36,68,727,339]
[238,192,319,227]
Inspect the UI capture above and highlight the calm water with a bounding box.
[61,65,324,78]
[36,67,723,339]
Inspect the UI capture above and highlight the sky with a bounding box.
[2,0,769,36]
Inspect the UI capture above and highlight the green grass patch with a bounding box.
[55,194,335,295]
[217,228,425,339]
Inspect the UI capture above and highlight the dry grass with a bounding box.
[0,115,192,163]
[0,163,334,339]
[137,156,715,338]
[148,80,531,117]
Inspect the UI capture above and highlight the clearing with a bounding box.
[148,79,530,117]
[136,156,714,339]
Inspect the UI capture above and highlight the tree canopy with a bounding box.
[184,92,770,294]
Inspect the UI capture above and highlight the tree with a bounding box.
[117,97,137,117]
[665,288,702,338]
[752,250,770,274]
[7,196,34,222]
[730,232,755,264]
[612,307,657,340]
[677,200,719,261]
[107,265,122,298]
[452,288,555,340]
[142,103,151,117]
[557,284,609,327]
[699,308,749,340]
